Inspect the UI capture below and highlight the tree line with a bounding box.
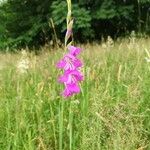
[0,0,150,50]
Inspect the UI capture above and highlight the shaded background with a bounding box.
[0,0,150,50]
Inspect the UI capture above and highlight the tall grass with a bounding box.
[0,38,150,150]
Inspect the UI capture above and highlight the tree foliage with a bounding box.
[0,0,150,49]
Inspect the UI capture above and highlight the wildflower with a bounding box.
[107,36,114,48]
[17,50,29,74]
[57,46,83,97]
[68,46,81,56]
[58,70,83,84]
[130,31,136,44]
[59,70,83,97]
[62,82,80,97]
[57,54,82,71]
[56,0,83,98]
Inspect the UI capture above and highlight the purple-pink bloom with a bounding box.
[68,46,81,56]
[57,54,82,71]
[58,70,83,84]
[57,45,83,98]
[62,83,80,97]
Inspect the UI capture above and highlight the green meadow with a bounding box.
[0,38,150,150]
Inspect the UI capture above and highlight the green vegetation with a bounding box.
[0,0,150,49]
[0,38,150,149]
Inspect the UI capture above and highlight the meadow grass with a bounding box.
[0,38,150,150]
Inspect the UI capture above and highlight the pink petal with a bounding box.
[63,55,82,71]
[66,54,82,67]
[71,70,84,81]
[64,61,76,71]
[62,83,81,97]
[57,59,65,68]
[62,87,73,97]
[68,46,81,56]
[74,59,82,68]
[58,75,68,83]
[65,70,83,82]
[67,83,80,93]
[58,72,76,84]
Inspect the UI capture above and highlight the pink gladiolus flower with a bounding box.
[57,54,82,71]
[58,70,83,84]
[62,83,80,97]
[68,46,81,56]
[57,45,83,98]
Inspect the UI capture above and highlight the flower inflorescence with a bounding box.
[57,0,83,97]
[57,46,83,97]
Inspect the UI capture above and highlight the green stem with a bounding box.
[59,100,64,150]
[69,101,73,150]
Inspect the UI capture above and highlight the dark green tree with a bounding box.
[0,0,150,50]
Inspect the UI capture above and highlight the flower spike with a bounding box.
[56,0,83,98]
